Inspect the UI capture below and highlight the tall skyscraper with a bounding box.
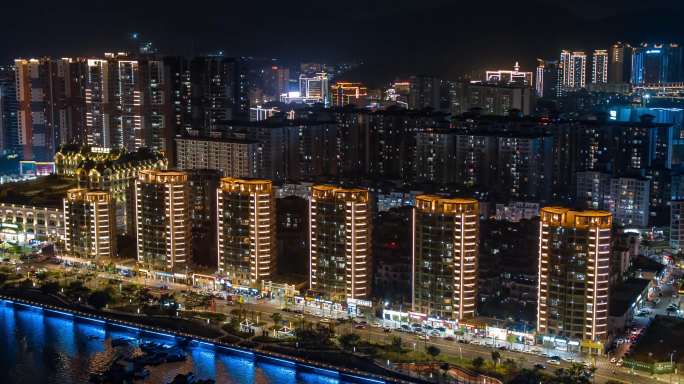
[309,185,371,301]
[538,207,611,353]
[591,50,608,84]
[631,43,683,85]
[63,188,117,259]
[485,62,533,86]
[535,59,560,98]
[0,66,18,154]
[608,42,632,84]
[412,196,479,321]
[135,169,190,273]
[217,177,275,287]
[559,50,587,93]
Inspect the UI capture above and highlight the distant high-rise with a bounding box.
[608,42,632,84]
[535,59,560,98]
[631,43,683,85]
[135,169,190,272]
[485,62,533,86]
[309,185,371,301]
[330,82,368,107]
[217,177,275,287]
[538,207,611,353]
[63,188,116,259]
[559,50,587,94]
[298,73,329,105]
[408,75,441,110]
[412,196,479,321]
[591,50,608,84]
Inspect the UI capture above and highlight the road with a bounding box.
[33,260,684,384]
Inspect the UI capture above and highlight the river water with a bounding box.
[0,301,371,384]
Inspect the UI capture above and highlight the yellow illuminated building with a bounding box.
[412,196,479,321]
[135,169,190,272]
[309,185,371,300]
[63,188,116,259]
[217,177,275,287]
[538,207,612,353]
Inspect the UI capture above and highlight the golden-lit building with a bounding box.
[309,185,371,301]
[412,196,479,321]
[135,169,190,273]
[330,82,368,107]
[63,188,116,259]
[538,207,612,353]
[54,145,167,235]
[217,177,275,287]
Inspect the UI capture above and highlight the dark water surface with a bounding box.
[0,302,370,384]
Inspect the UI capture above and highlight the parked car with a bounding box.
[547,359,561,365]
[534,364,546,370]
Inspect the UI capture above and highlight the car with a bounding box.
[418,335,429,341]
[354,324,366,329]
[444,336,454,341]
[534,364,546,370]
[615,361,623,367]
[430,330,441,337]
[371,321,382,328]
[498,346,508,351]
[610,357,617,363]
[550,355,561,361]
[400,325,410,332]
[383,327,392,333]
[547,359,561,365]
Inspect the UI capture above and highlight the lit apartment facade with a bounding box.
[412,196,479,321]
[63,188,116,259]
[217,177,275,287]
[309,185,371,301]
[135,169,190,272]
[538,207,612,353]
[175,136,259,178]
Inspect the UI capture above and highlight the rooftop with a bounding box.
[0,175,77,208]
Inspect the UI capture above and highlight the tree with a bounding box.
[389,336,403,352]
[552,364,595,384]
[338,333,361,351]
[271,312,283,327]
[472,357,485,370]
[426,345,441,360]
[88,290,111,310]
[40,281,60,295]
[491,350,501,366]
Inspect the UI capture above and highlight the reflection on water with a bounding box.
[0,303,364,384]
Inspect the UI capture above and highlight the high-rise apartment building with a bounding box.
[591,50,608,84]
[559,50,587,94]
[63,188,116,259]
[412,196,479,321]
[309,185,371,301]
[538,207,612,353]
[188,169,221,268]
[135,169,190,272]
[608,42,632,84]
[631,43,683,85]
[175,136,260,177]
[217,177,275,287]
[408,75,441,110]
[485,62,533,86]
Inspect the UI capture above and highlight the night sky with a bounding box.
[1,0,683,83]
